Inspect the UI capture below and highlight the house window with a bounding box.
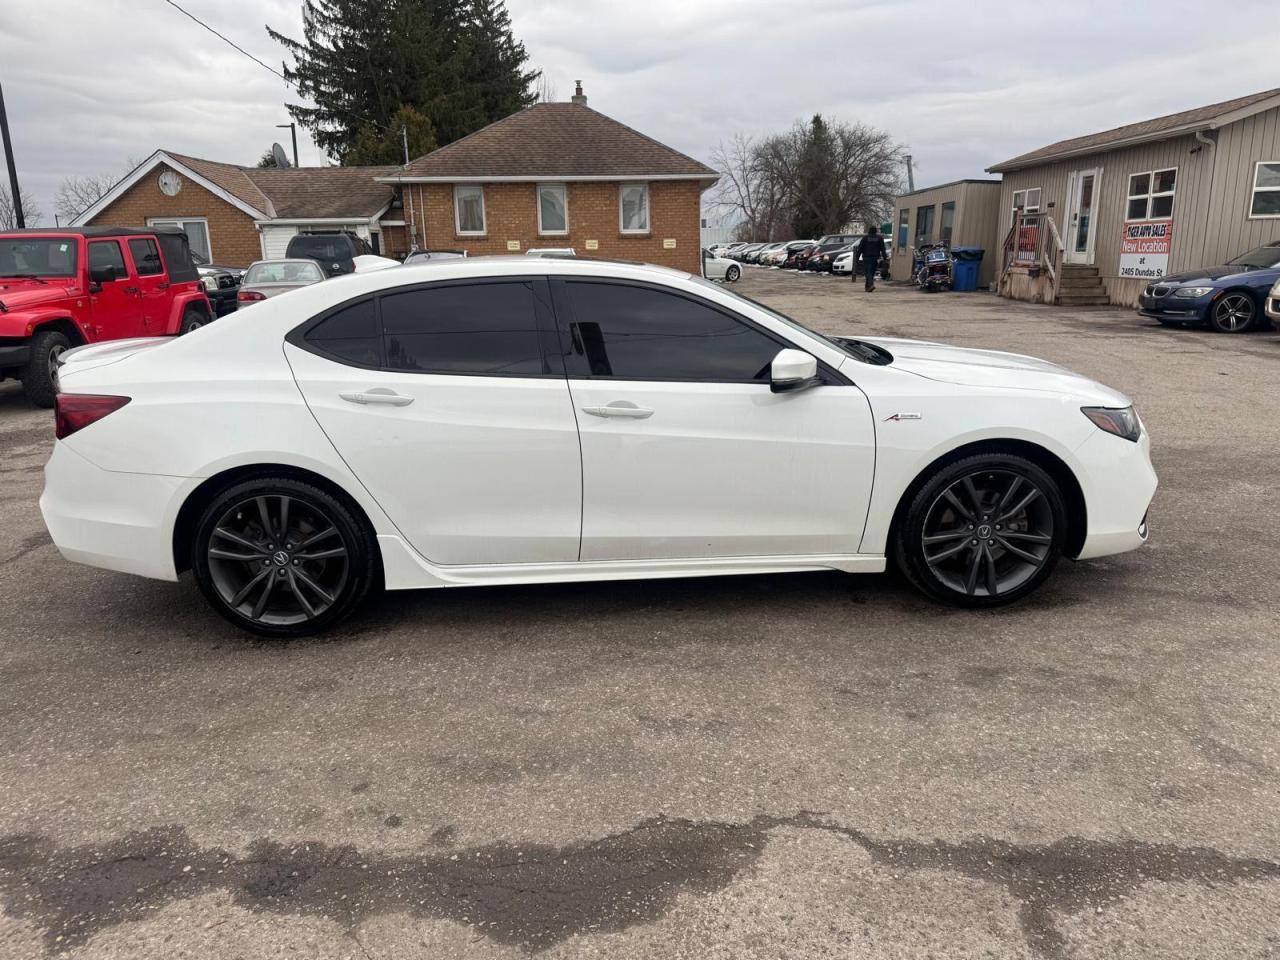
[915,204,935,244]
[147,217,211,261]
[454,185,486,235]
[940,201,956,245]
[1126,168,1176,221]
[537,183,568,235]
[897,208,909,249]
[620,183,649,234]
[1011,187,1042,224]
[1250,161,1280,218]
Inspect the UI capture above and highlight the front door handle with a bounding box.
[123,286,140,296]
[581,401,654,419]
[340,388,414,406]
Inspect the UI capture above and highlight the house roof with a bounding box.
[988,88,1280,173]
[166,153,278,217]
[897,178,1001,199]
[382,102,719,182]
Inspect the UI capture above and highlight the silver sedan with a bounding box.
[237,258,327,305]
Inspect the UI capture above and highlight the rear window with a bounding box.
[245,261,324,284]
[288,235,352,261]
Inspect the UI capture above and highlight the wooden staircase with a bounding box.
[1056,265,1110,306]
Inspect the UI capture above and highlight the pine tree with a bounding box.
[267,0,539,164]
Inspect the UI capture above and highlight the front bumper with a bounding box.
[1137,291,1213,323]
[1073,425,1158,560]
[40,442,187,581]
[0,343,32,369]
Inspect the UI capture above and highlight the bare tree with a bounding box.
[709,133,791,241]
[535,74,558,103]
[0,184,42,229]
[54,173,118,223]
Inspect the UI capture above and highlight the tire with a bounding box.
[179,305,209,335]
[191,477,380,637]
[21,329,71,409]
[894,453,1067,607]
[726,265,740,282]
[1208,293,1255,333]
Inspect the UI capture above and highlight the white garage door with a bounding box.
[260,225,298,260]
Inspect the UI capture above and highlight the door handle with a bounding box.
[340,388,414,406]
[581,401,654,419]
[123,286,140,295]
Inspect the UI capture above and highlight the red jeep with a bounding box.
[0,227,213,407]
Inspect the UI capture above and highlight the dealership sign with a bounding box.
[1119,219,1173,279]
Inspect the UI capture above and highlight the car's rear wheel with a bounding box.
[192,477,379,637]
[1209,293,1255,333]
[895,454,1066,607]
[21,329,71,409]
[726,265,740,282]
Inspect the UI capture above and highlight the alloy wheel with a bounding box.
[206,494,350,626]
[1212,294,1254,332]
[921,469,1054,598]
[47,343,66,382]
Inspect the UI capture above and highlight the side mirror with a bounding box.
[770,348,821,394]
[89,264,120,285]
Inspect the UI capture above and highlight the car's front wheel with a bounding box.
[192,477,380,637]
[895,454,1066,607]
[1209,293,1255,333]
[21,329,71,409]
[726,265,740,282]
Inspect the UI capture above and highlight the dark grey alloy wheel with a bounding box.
[897,454,1066,607]
[1210,293,1255,333]
[193,479,377,636]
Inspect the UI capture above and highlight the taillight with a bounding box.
[54,394,131,440]
[238,290,266,302]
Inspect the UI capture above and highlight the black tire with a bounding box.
[1208,293,1255,333]
[191,477,380,637]
[726,265,740,282]
[179,305,209,335]
[21,329,71,409]
[894,453,1067,607]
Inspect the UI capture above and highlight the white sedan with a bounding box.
[701,249,741,282]
[42,257,1156,636]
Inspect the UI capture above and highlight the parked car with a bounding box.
[192,251,242,317]
[1136,241,1280,332]
[721,242,749,258]
[803,241,857,272]
[0,227,212,407]
[833,242,892,279]
[733,243,765,261]
[43,257,1155,636]
[701,248,741,282]
[526,248,577,258]
[236,259,327,304]
[782,241,816,269]
[285,231,374,277]
[752,242,788,265]
[403,250,467,265]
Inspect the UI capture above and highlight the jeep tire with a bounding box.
[22,329,71,409]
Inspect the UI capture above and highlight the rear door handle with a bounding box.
[340,388,414,406]
[582,401,654,419]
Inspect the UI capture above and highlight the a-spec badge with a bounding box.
[884,412,922,421]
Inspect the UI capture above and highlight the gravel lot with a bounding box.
[1,270,1278,959]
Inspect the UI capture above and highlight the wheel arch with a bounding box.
[31,317,87,346]
[886,438,1088,560]
[172,463,382,576]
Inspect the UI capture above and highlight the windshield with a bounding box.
[0,237,79,278]
[245,261,324,284]
[1227,245,1280,269]
[690,276,893,365]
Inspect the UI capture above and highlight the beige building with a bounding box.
[988,88,1280,307]
[890,179,1002,287]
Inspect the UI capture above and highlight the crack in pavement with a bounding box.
[0,816,1275,956]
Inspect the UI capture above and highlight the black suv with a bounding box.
[285,231,374,277]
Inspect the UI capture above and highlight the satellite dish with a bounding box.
[271,142,291,168]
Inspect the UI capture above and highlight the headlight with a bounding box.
[201,275,218,292]
[1173,286,1213,298]
[1082,406,1141,442]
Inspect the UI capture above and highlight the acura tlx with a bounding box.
[41,258,1156,637]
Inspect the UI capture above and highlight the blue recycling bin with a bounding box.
[951,247,984,292]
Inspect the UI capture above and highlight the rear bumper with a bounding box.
[0,343,31,368]
[40,442,185,581]
[1074,426,1158,560]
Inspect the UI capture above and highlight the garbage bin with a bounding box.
[951,247,984,292]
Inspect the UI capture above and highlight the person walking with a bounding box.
[855,225,887,292]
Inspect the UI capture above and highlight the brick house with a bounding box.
[74,86,717,273]
[73,151,401,266]
[377,86,718,273]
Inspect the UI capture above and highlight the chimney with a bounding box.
[571,80,587,106]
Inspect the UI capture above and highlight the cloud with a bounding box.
[2,0,1278,221]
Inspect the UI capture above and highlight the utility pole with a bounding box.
[276,122,299,167]
[0,81,25,228]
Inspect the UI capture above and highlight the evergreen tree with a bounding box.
[267,0,538,164]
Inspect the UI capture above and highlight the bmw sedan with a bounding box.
[42,258,1157,637]
[1136,241,1280,333]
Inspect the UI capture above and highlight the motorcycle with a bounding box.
[913,242,953,292]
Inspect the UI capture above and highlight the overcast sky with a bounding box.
[3,0,1279,222]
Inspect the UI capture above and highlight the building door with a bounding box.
[1065,169,1099,264]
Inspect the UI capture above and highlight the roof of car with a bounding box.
[0,226,187,238]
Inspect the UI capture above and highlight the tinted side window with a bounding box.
[305,299,380,367]
[88,240,126,276]
[380,281,545,376]
[559,281,781,382]
[127,238,164,276]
